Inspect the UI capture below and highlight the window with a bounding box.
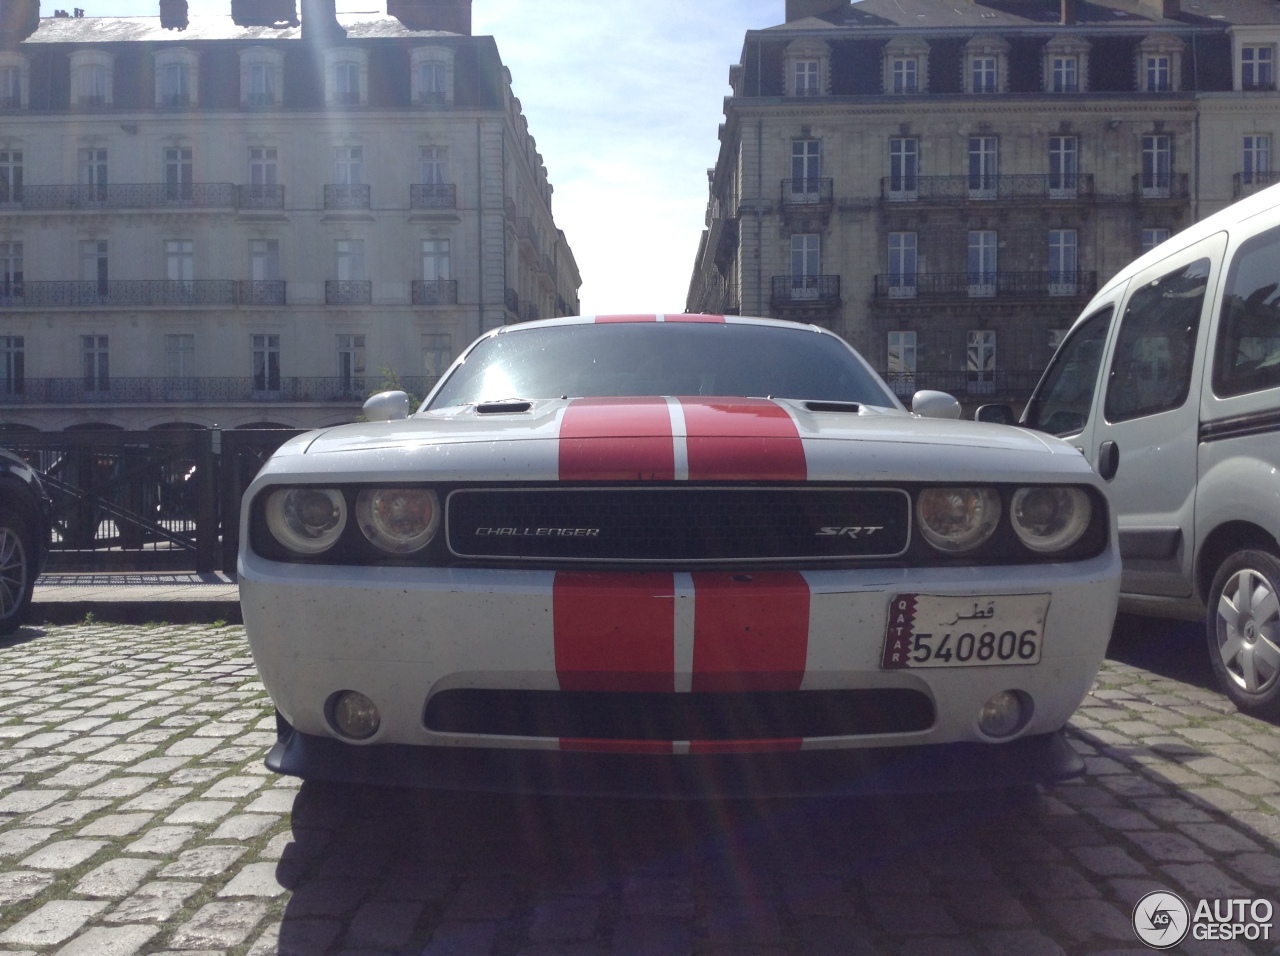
[887,232,917,298]
[887,331,916,394]
[248,146,278,202]
[794,59,819,95]
[790,139,820,197]
[334,61,360,104]
[0,149,21,203]
[1,336,23,396]
[1243,45,1274,90]
[0,241,21,301]
[76,59,109,106]
[241,48,283,107]
[423,333,452,378]
[1142,228,1171,254]
[1146,55,1171,92]
[80,240,108,297]
[971,57,997,93]
[419,146,447,185]
[1049,230,1078,295]
[790,234,820,299]
[891,57,918,94]
[82,335,109,392]
[252,334,281,393]
[420,61,446,97]
[165,146,193,201]
[968,231,997,296]
[154,49,198,108]
[1052,56,1078,93]
[1141,134,1172,197]
[888,137,919,198]
[337,334,366,391]
[968,136,998,198]
[334,146,363,185]
[250,239,280,280]
[422,239,450,280]
[1049,135,1079,197]
[1028,308,1112,436]
[1214,225,1280,396]
[1105,258,1209,422]
[0,64,21,108]
[78,147,107,201]
[164,334,194,378]
[335,239,365,281]
[411,47,453,104]
[1243,134,1271,185]
[248,62,274,106]
[165,240,194,289]
[967,330,996,394]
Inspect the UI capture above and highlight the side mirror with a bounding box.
[910,390,961,420]
[974,403,1016,425]
[363,390,411,422]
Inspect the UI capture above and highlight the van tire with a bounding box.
[1207,549,1280,719]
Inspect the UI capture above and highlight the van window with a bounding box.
[1104,258,1210,424]
[1214,225,1280,397]
[1026,307,1112,436]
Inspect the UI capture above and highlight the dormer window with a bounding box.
[240,47,284,107]
[1043,35,1089,94]
[1146,55,1170,91]
[1243,45,1276,90]
[325,49,369,107]
[963,36,1008,95]
[71,51,113,108]
[892,57,918,94]
[411,46,454,106]
[155,49,198,108]
[972,57,997,93]
[784,39,828,97]
[0,55,27,110]
[1137,35,1183,93]
[335,63,359,104]
[1052,56,1077,92]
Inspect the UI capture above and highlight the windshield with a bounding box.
[426,322,897,409]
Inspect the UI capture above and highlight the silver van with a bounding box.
[985,181,1280,718]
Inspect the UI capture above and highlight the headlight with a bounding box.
[1011,486,1092,553]
[264,488,347,554]
[357,488,440,553]
[916,487,1001,552]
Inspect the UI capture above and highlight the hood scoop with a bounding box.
[476,400,534,414]
[804,401,863,414]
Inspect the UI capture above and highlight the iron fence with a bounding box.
[0,280,238,308]
[6,182,236,209]
[879,173,1096,203]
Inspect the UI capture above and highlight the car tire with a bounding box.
[1207,549,1280,720]
[0,508,36,635]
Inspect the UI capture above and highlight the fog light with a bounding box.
[328,690,380,740]
[977,690,1030,739]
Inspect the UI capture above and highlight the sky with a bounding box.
[80,0,786,314]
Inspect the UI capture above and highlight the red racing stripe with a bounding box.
[560,738,675,754]
[664,314,726,323]
[558,397,674,480]
[594,314,658,323]
[690,571,810,692]
[680,398,807,481]
[553,571,676,693]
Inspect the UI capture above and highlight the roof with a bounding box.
[22,12,466,44]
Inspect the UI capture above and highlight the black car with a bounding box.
[0,447,51,633]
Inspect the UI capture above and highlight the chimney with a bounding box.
[1137,0,1179,19]
[388,0,470,33]
[232,0,298,26]
[301,0,344,39]
[784,0,845,23]
[0,0,40,48]
[159,0,188,29]
[1060,0,1078,24]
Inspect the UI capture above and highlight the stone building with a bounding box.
[687,0,1280,406]
[0,0,579,430]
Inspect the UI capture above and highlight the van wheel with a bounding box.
[1207,549,1280,719]
[0,509,35,635]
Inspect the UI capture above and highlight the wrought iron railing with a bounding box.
[1132,173,1190,201]
[0,280,238,307]
[770,275,841,306]
[1233,170,1280,198]
[411,279,458,305]
[874,271,1097,300]
[781,178,834,205]
[5,182,236,209]
[880,173,1096,203]
[0,376,437,405]
[236,183,285,209]
[324,183,371,209]
[238,280,287,305]
[325,280,372,305]
[409,183,457,209]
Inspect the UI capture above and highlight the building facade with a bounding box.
[0,0,579,430]
[687,0,1280,407]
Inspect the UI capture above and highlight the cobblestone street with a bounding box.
[1,620,1278,956]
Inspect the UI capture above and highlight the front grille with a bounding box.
[446,486,910,563]
[424,688,934,740]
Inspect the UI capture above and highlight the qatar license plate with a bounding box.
[881,593,1050,669]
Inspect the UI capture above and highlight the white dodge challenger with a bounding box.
[239,315,1120,795]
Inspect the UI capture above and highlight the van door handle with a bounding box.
[1098,440,1119,481]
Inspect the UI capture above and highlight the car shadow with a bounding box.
[0,625,49,650]
[1106,613,1219,692]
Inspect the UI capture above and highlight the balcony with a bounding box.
[325,280,372,305]
[409,183,456,209]
[1233,170,1280,199]
[880,174,1095,204]
[770,275,841,308]
[0,280,237,308]
[411,279,457,305]
[236,184,285,210]
[874,271,1097,301]
[0,376,439,405]
[324,183,370,210]
[1132,173,1190,202]
[238,280,286,306]
[780,178,833,225]
[7,183,236,210]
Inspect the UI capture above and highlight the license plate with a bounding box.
[881,593,1050,669]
